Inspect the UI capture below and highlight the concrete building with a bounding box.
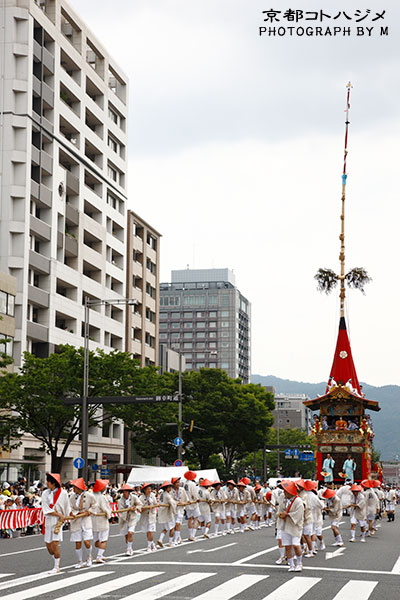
[159,344,186,374]
[0,0,130,481]
[125,211,161,366]
[159,268,251,383]
[273,393,313,435]
[0,272,16,373]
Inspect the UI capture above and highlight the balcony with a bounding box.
[27,321,48,342]
[28,284,49,308]
[30,215,51,241]
[29,250,50,274]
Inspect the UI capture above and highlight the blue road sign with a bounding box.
[299,453,314,462]
[100,469,110,477]
[73,457,85,469]
[174,437,183,447]
[174,459,183,467]
[91,464,99,471]
[285,449,292,459]
[292,448,300,460]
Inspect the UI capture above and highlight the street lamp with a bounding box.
[81,296,138,481]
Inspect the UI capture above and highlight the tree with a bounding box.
[0,345,159,470]
[237,428,316,480]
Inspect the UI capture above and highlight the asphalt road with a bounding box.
[1,514,400,599]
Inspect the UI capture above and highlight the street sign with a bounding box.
[285,449,292,459]
[91,464,99,471]
[100,468,110,477]
[292,449,300,460]
[174,459,183,467]
[299,453,314,462]
[64,394,180,406]
[174,437,183,447]
[73,457,85,469]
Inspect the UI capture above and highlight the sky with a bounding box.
[68,0,400,387]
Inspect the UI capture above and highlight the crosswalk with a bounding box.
[0,570,381,600]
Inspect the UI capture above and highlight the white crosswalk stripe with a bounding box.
[193,574,268,599]
[261,577,321,600]
[122,572,215,599]
[331,580,379,600]
[56,571,161,600]
[0,571,114,600]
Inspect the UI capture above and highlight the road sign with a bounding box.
[91,464,99,471]
[174,459,183,467]
[174,437,183,447]
[292,448,300,460]
[73,457,85,469]
[299,453,314,462]
[100,469,110,477]
[285,449,292,459]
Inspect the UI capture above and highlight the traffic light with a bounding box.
[190,420,194,432]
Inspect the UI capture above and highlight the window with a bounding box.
[108,106,118,124]
[196,322,205,328]
[209,332,217,339]
[209,311,217,318]
[196,312,205,318]
[171,312,180,318]
[0,334,13,357]
[159,333,168,339]
[108,164,118,182]
[184,353,192,359]
[197,362,205,368]
[197,353,205,359]
[171,333,180,339]
[159,322,167,329]
[221,342,229,348]
[171,322,180,329]
[221,295,229,306]
[184,322,193,329]
[221,362,229,369]
[221,332,229,338]
[108,135,118,153]
[221,311,229,317]
[183,312,193,318]
[221,321,229,328]
[183,332,192,339]
[209,342,217,348]
[183,342,192,349]
[196,332,206,339]
[209,295,217,305]
[0,291,15,316]
[209,322,216,328]
[196,342,206,349]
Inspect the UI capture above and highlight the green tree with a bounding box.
[0,345,159,470]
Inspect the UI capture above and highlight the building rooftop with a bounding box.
[171,268,236,286]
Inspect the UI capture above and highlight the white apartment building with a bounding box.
[0,0,129,481]
[273,393,313,435]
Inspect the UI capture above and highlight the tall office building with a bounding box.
[0,0,130,481]
[273,393,313,435]
[159,268,251,383]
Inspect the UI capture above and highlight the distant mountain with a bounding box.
[252,374,400,461]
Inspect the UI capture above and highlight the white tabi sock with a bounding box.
[97,548,104,558]
[147,541,152,549]
[240,523,244,531]
[174,531,180,541]
[296,554,303,566]
[351,530,355,539]
[279,546,285,558]
[214,524,220,534]
[361,532,366,540]
[159,531,165,543]
[54,557,60,568]
[288,557,295,567]
[75,548,83,562]
[204,526,209,534]
[336,534,343,543]
[127,542,132,550]
[86,546,92,560]
[312,541,317,551]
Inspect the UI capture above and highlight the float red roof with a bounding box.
[327,316,361,394]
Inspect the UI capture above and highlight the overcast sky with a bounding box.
[69,0,400,387]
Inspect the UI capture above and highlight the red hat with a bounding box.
[361,479,372,488]
[141,482,152,491]
[200,479,212,487]
[265,490,272,501]
[93,479,109,493]
[211,480,222,487]
[302,480,318,491]
[254,484,262,491]
[371,479,381,488]
[226,480,236,486]
[322,488,336,499]
[351,484,363,492]
[70,477,87,491]
[237,481,246,487]
[119,484,133,492]
[296,479,306,488]
[184,470,197,480]
[160,481,172,489]
[281,480,298,496]
[171,477,181,485]
[241,477,251,485]
[47,473,61,487]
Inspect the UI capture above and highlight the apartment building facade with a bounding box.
[125,211,161,366]
[159,269,251,383]
[273,393,313,435]
[0,0,130,481]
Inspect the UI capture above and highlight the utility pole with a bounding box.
[339,82,352,317]
[177,352,182,461]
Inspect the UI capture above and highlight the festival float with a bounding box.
[304,84,381,484]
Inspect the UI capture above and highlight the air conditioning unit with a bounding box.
[86,50,96,64]
[108,76,117,89]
